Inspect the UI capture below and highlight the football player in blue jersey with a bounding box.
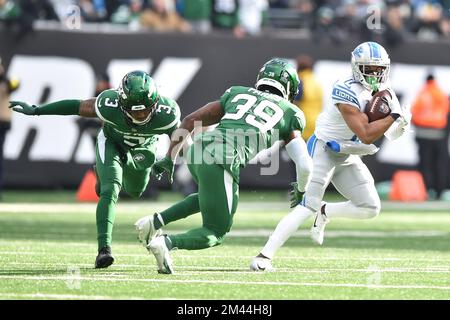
[250,42,411,271]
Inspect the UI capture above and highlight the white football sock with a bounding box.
[260,205,314,259]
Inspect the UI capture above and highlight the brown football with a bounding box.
[364,89,392,122]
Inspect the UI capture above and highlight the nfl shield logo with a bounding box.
[133,153,145,162]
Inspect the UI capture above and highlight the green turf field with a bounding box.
[0,192,449,300]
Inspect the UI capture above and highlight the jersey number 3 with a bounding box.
[222,93,283,132]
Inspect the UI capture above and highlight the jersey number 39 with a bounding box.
[222,94,283,132]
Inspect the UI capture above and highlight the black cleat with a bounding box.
[95,246,115,269]
[93,165,100,197]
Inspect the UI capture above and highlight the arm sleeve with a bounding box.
[285,136,312,192]
[36,100,81,116]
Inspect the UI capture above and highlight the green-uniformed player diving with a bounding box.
[9,71,180,269]
[135,59,313,274]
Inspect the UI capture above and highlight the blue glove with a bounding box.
[326,141,341,153]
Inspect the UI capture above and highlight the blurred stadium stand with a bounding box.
[0,1,449,40]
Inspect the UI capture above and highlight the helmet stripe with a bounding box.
[369,42,381,59]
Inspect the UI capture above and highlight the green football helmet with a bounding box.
[118,70,159,125]
[255,58,300,102]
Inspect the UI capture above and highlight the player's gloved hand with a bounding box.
[9,101,39,115]
[386,90,411,125]
[152,156,174,184]
[398,104,412,126]
[289,182,304,208]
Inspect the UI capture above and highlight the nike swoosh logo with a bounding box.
[313,216,318,228]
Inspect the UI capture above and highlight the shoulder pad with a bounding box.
[332,80,360,108]
[95,89,120,125]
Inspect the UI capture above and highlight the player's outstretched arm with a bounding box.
[9,98,97,118]
[338,103,396,144]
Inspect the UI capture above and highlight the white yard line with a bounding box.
[0,275,449,291]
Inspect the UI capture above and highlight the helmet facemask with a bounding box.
[121,97,159,126]
[357,64,389,92]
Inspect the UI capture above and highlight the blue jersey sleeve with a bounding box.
[331,80,361,109]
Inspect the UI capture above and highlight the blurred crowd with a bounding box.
[0,0,449,41]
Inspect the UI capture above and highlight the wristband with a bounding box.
[390,113,400,120]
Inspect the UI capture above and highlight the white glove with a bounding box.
[384,118,411,141]
[387,89,411,126]
[387,89,401,114]
[399,104,412,126]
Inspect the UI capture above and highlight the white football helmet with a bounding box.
[351,42,390,91]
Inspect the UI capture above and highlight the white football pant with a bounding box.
[260,136,381,259]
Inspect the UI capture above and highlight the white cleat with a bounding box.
[310,211,330,245]
[147,236,174,274]
[249,257,274,272]
[134,214,162,247]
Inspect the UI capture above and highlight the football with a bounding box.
[364,89,392,122]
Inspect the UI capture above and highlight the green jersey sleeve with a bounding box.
[95,89,121,125]
[219,87,234,111]
[290,109,306,134]
[151,96,181,135]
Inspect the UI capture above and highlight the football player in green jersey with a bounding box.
[135,59,313,274]
[9,71,180,269]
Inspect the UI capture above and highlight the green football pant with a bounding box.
[161,163,239,250]
[95,131,151,250]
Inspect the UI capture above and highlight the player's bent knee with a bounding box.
[359,205,380,219]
